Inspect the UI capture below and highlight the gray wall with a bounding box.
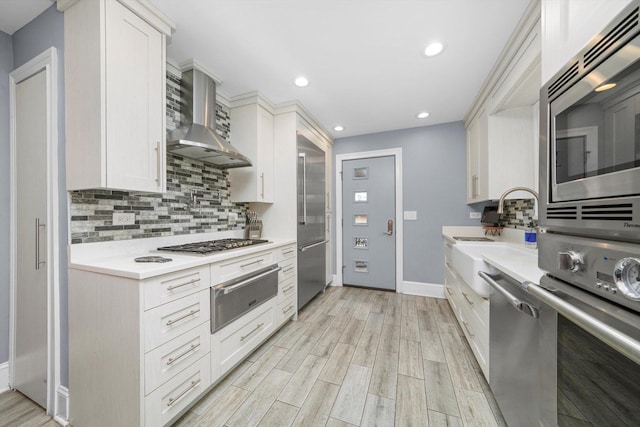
[0,31,13,365]
[10,5,69,385]
[333,121,484,285]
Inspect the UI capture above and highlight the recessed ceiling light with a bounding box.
[424,41,444,57]
[595,82,616,92]
[334,125,344,132]
[416,112,430,119]
[294,76,309,87]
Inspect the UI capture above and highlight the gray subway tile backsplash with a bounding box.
[69,69,246,244]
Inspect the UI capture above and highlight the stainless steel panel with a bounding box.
[297,134,326,245]
[298,241,326,309]
[536,275,640,426]
[211,264,279,333]
[480,271,540,427]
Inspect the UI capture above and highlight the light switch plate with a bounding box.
[469,212,481,219]
[403,211,417,220]
[113,212,135,225]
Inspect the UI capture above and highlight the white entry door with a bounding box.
[342,156,396,290]
[14,70,48,408]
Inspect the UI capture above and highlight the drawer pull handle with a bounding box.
[283,266,294,273]
[167,379,201,407]
[282,250,294,255]
[283,285,294,294]
[445,287,453,296]
[167,278,200,291]
[166,309,200,326]
[283,305,295,314]
[167,343,200,366]
[241,322,265,341]
[461,292,474,305]
[445,262,454,270]
[462,321,475,338]
[240,259,264,268]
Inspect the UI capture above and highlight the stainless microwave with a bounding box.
[540,3,640,242]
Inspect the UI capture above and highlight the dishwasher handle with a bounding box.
[478,271,538,318]
[523,280,640,366]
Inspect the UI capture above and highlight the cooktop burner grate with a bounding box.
[157,238,269,255]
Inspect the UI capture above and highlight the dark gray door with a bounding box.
[342,156,395,290]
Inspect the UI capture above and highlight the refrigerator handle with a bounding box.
[299,152,307,224]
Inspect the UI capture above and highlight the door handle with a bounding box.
[35,218,46,270]
[384,219,393,235]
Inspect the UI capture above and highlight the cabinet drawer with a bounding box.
[145,290,210,351]
[277,295,296,325]
[213,251,275,283]
[144,266,210,310]
[276,244,296,262]
[145,322,210,395]
[279,276,296,300]
[217,301,274,373]
[145,354,210,427]
[278,258,296,282]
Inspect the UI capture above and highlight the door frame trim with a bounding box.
[336,148,403,292]
[9,47,61,420]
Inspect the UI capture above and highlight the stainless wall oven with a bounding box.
[536,2,640,426]
[540,2,640,242]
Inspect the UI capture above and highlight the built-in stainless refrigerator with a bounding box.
[297,134,327,309]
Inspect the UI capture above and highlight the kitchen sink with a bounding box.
[451,243,516,298]
[452,236,495,242]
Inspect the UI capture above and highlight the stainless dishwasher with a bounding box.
[211,264,280,333]
[478,271,541,427]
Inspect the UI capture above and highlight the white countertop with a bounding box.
[481,245,544,285]
[68,234,296,280]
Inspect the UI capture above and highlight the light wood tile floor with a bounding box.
[0,391,57,426]
[0,286,506,427]
[175,286,506,427]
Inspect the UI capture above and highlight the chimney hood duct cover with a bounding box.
[167,68,252,168]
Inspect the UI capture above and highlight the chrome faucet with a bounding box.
[497,187,539,214]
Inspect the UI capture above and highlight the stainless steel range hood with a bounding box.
[167,67,252,168]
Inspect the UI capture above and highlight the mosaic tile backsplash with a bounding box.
[69,69,246,244]
[498,199,536,229]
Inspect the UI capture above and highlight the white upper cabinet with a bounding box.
[465,1,540,203]
[59,0,174,192]
[541,0,633,84]
[229,96,275,203]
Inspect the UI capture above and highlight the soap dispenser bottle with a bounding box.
[524,222,537,249]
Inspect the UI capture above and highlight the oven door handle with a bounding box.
[478,271,538,318]
[523,281,640,366]
[218,267,281,295]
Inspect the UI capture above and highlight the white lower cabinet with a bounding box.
[212,299,275,376]
[443,241,490,379]
[69,241,297,427]
[145,355,211,427]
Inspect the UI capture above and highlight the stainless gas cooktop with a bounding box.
[157,238,269,255]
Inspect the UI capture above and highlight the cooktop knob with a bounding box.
[613,257,640,301]
[558,251,583,272]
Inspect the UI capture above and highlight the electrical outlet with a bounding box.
[228,212,238,221]
[113,212,135,225]
[516,211,524,220]
[469,212,481,219]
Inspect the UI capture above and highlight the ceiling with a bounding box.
[2,0,532,139]
[151,0,531,138]
[0,0,53,35]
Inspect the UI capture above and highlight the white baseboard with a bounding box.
[54,385,69,426]
[401,281,445,299]
[329,275,341,286]
[0,361,9,393]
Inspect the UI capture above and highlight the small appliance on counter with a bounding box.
[246,210,263,239]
